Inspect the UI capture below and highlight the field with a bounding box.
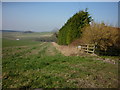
[2,32,118,88]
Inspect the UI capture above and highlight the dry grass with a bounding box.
[52,42,79,56]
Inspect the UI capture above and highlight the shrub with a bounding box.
[81,22,120,56]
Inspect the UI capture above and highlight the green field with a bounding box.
[3,32,53,39]
[2,38,41,48]
[2,32,118,88]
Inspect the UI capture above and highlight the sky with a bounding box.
[0,2,2,30]
[2,2,118,32]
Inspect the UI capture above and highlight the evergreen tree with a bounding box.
[58,9,92,45]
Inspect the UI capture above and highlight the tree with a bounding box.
[58,9,92,45]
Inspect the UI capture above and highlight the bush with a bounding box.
[81,22,120,56]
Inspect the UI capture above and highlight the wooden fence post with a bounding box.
[79,44,95,54]
[87,44,89,53]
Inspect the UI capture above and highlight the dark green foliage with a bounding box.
[58,9,92,45]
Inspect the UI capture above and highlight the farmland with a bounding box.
[2,32,118,88]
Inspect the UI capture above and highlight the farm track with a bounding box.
[52,42,78,56]
[44,43,60,56]
[22,42,47,57]
[3,42,60,64]
[2,42,46,58]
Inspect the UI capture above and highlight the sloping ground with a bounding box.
[2,42,118,88]
[52,42,97,57]
[52,42,118,64]
[52,42,79,56]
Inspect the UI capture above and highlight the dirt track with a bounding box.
[52,42,79,56]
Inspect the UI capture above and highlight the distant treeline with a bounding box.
[35,33,57,42]
[1,30,23,32]
[2,30,33,33]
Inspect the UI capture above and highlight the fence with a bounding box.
[77,44,95,54]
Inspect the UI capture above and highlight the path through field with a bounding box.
[2,42,118,88]
[52,42,79,56]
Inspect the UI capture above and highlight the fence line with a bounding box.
[77,44,95,54]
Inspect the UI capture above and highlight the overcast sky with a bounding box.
[2,2,118,32]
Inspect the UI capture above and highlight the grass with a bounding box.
[2,32,53,47]
[2,38,41,47]
[2,39,118,88]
